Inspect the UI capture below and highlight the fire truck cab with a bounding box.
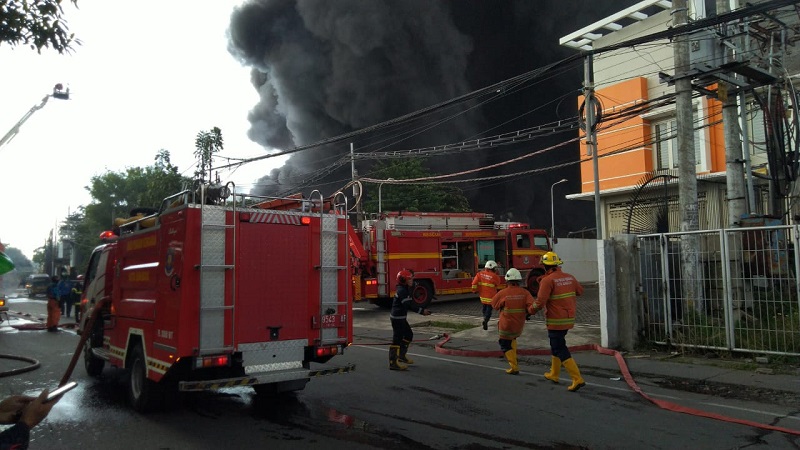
[79,184,354,412]
[352,211,551,308]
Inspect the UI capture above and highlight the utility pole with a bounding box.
[350,143,362,229]
[718,0,748,311]
[584,54,602,240]
[674,0,702,313]
[718,0,747,225]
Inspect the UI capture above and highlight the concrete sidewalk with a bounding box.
[354,311,800,398]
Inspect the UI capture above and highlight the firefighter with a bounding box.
[530,251,586,392]
[389,269,431,371]
[472,260,505,330]
[71,275,84,323]
[490,268,535,375]
[45,276,61,332]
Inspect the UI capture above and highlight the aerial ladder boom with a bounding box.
[0,84,69,150]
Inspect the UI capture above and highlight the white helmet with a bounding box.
[485,260,498,270]
[505,268,522,281]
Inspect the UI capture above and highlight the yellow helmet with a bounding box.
[541,251,563,266]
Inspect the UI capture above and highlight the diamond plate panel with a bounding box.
[201,228,225,265]
[200,308,224,350]
[321,215,338,266]
[201,272,225,307]
[245,361,303,374]
[240,339,306,370]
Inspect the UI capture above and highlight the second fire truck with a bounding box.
[350,211,552,308]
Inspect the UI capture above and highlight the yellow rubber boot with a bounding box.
[544,356,561,383]
[399,339,414,364]
[389,345,407,371]
[562,358,585,392]
[505,340,519,375]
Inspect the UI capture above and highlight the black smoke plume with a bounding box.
[227,0,638,235]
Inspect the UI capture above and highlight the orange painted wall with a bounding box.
[579,77,726,193]
[706,94,725,173]
[580,77,651,193]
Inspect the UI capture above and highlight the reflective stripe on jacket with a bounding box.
[471,270,504,304]
[490,286,534,340]
[533,267,583,330]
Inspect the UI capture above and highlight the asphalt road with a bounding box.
[2,313,798,449]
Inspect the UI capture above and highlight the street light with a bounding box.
[550,178,568,244]
[378,178,395,214]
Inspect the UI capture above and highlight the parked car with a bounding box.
[24,274,50,297]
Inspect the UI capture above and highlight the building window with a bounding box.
[652,106,707,172]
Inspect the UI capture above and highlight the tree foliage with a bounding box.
[66,150,190,272]
[0,0,80,53]
[194,127,223,183]
[362,158,471,213]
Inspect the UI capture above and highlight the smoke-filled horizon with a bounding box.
[227,0,638,235]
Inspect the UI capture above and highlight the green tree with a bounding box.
[68,150,190,271]
[362,158,471,213]
[194,127,223,183]
[0,0,80,53]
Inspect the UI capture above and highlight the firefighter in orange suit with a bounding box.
[45,276,61,332]
[530,251,585,391]
[472,260,504,330]
[490,268,534,375]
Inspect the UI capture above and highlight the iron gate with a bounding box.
[638,225,800,356]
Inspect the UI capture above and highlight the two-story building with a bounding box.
[559,0,800,237]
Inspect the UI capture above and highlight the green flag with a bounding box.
[0,251,15,275]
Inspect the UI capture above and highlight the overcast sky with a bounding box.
[0,1,285,260]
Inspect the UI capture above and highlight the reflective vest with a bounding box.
[490,286,534,340]
[533,267,583,330]
[471,270,504,304]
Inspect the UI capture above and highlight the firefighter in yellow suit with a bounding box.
[530,251,586,392]
[490,268,535,375]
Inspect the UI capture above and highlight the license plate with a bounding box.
[321,314,344,328]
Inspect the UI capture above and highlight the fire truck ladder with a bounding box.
[311,190,350,346]
[374,218,389,297]
[197,183,236,355]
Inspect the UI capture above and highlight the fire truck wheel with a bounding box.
[526,270,545,296]
[128,344,162,413]
[83,340,104,378]
[411,280,434,309]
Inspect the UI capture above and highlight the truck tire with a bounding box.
[83,340,104,378]
[128,344,161,413]
[412,280,434,309]
[84,321,105,378]
[526,269,545,297]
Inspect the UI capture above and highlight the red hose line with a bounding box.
[435,333,800,436]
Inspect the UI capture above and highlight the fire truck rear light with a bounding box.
[0,298,5,308]
[196,355,229,369]
[301,217,311,225]
[315,346,338,357]
[240,212,251,222]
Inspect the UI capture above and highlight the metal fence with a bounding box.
[638,225,800,356]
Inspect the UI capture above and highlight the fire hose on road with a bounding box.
[434,333,800,437]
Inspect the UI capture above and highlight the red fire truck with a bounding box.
[350,211,551,308]
[78,184,354,412]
